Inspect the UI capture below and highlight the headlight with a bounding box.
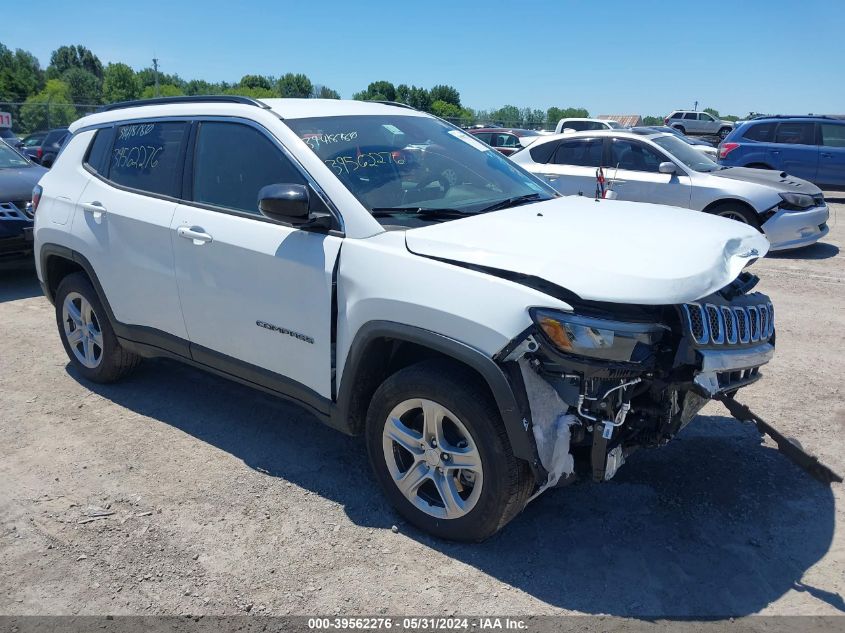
[530,309,666,363]
[778,192,815,211]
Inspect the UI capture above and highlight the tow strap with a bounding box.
[716,394,842,485]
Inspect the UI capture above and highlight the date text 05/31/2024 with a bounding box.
[307,617,528,630]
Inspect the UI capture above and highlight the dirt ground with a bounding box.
[1,196,843,618]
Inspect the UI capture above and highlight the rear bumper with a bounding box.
[762,204,830,251]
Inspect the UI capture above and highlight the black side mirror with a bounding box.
[258,183,311,225]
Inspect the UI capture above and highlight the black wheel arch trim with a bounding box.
[334,320,542,472]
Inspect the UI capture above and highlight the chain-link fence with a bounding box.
[0,101,100,135]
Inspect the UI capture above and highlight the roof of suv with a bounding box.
[69,98,425,133]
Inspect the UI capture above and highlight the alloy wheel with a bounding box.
[718,210,749,224]
[382,398,483,519]
[62,292,104,369]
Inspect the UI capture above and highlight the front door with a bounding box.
[604,137,691,207]
[818,122,845,187]
[171,120,342,400]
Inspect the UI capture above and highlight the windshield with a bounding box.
[651,134,720,172]
[606,121,622,129]
[0,142,30,168]
[284,115,556,220]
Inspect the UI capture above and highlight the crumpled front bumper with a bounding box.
[693,343,775,397]
[762,204,830,251]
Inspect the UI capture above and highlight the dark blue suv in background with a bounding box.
[719,116,845,189]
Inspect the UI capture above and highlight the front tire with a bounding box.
[718,127,732,140]
[365,360,533,541]
[707,203,761,230]
[55,273,141,383]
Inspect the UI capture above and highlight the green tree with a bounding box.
[313,85,340,99]
[137,68,185,92]
[366,80,396,101]
[703,107,719,117]
[395,85,431,111]
[642,115,664,126]
[429,84,460,107]
[62,67,101,113]
[239,74,273,91]
[47,45,103,80]
[547,106,590,125]
[225,86,277,98]
[277,73,313,98]
[141,83,184,98]
[492,105,521,126]
[0,45,45,125]
[20,79,77,132]
[102,63,140,103]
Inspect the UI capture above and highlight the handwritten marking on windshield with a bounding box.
[303,131,358,150]
[325,151,405,175]
[118,124,155,140]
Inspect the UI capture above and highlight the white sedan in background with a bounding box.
[510,129,830,251]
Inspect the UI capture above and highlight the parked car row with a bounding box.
[0,139,47,262]
[511,128,829,251]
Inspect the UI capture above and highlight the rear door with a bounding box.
[71,121,190,342]
[772,122,819,181]
[682,112,700,133]
[490,132,520,156]
[604,137,691,207]
[818,122,845,187]
[171,119,341,400]
[536,137,603,195]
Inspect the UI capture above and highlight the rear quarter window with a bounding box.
[109,122,188,197]
[84,128,115,176]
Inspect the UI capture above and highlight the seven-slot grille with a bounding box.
[682,301,774,346]
[0,201,34,220]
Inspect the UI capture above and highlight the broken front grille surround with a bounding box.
[682,299,774,346]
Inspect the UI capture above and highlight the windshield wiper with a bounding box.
[476,193,544,214]
[371,207,469,218]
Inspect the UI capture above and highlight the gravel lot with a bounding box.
[1,196,843,618]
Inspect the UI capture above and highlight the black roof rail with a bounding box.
[371,100,418,111]
[100,95,272,113]
[751,114,843,120]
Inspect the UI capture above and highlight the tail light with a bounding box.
[32,185,43,213]
[663,117,669,125]
[36,147,43,160]
[719,142,740,159]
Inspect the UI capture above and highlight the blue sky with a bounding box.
[7,0,844,116]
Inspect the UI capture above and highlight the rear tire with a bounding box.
[365,359,534,541]
[706,203,761,230]
[674,125,686,135]
[55,273,142,383]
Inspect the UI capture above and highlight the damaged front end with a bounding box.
[497,272,778,494]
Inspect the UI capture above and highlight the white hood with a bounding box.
[404,196,769,305]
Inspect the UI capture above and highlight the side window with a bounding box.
[670,112,682,120]
[494,133,519,148]
[110,122,188,196]
[820,124,845,148]
[567,121,588,131]
[552,139,603,167]
[699,113,714,121]
[608,139,664,172]
[775,122,815,145]
[472,133,493,144]
[84,127,114,176]
[529,140,558,164]
[192,121,306,215]
[743,122,776,142]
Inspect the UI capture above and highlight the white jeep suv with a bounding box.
[34,96,775,541]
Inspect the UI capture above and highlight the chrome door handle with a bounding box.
[821,152,832,158]
[81,201,107,219]
[177,226,213,245]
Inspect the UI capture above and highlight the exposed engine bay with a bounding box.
[495,271,818,492]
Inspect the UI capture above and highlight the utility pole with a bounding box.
[694,100,698,112]
[153,57,160,98]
